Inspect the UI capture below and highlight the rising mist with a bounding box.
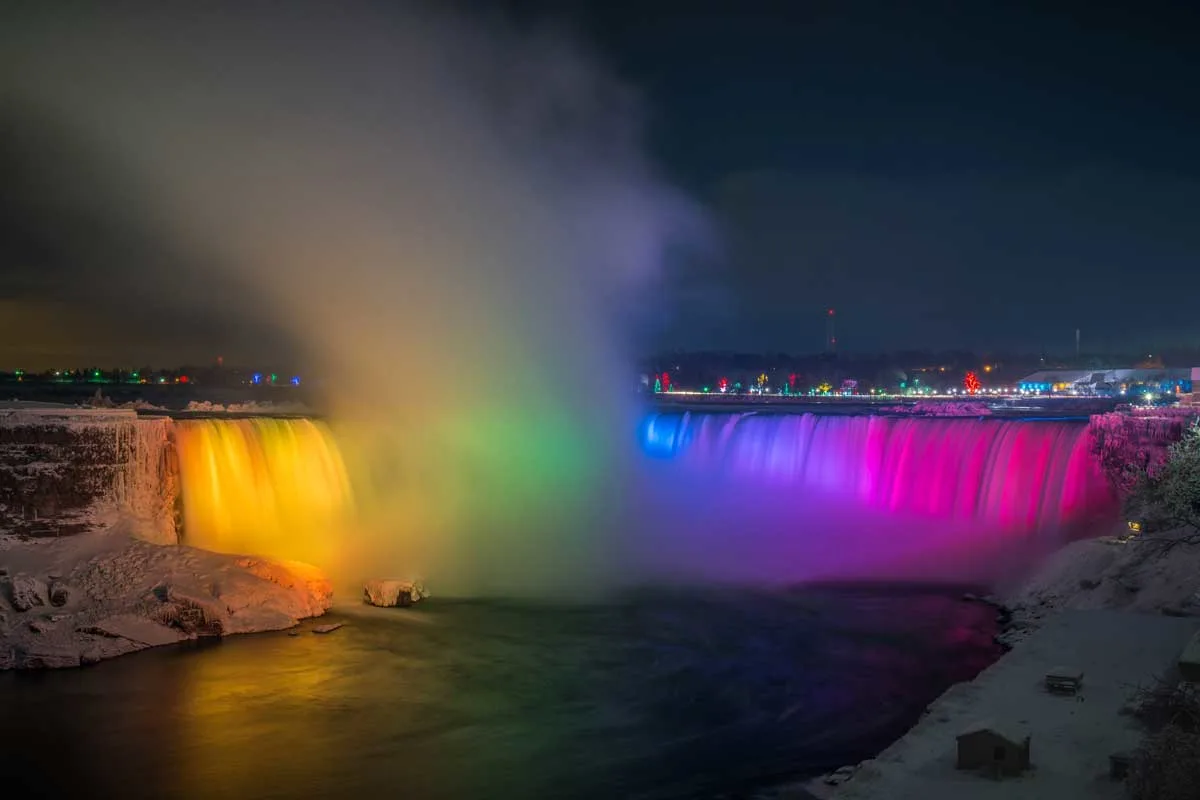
[0,3,700,595]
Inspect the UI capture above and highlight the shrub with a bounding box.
[1128,725,1200,800]
[1126,681,1200,800]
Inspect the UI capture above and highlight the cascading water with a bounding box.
[641,412,1113,529]
[157,411,1117,590]
[172,418,354,571]
[635,411,1117,585]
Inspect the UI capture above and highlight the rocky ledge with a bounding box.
[363,578,427,608]
[0,528,332,669]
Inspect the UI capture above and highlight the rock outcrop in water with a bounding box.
[0,404,341,669]
[0,529,333,669]
[363,579,426,607]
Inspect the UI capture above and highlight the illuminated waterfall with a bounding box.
[630,411,1120,585]
[641,412,1115,531]
[173,418,354,569]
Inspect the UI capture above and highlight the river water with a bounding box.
[0,585,999,799]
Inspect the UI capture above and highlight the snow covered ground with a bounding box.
[797,610,1197,800]
[0,522,332,669]
[767,530,1200,800]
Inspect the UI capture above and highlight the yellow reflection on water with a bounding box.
[174,418,354,570]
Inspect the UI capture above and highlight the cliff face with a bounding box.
[0,406,176,544]
[1088,408,1200,494]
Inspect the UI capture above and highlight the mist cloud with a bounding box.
[0,1,703,593]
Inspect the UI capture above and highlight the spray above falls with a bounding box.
[0,3,702,595]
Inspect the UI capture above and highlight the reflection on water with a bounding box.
[0,586,999,799]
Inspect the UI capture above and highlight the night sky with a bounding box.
[2,1,1199,366]
[573,0,1200,354]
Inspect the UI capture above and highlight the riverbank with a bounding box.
[1,524,332,669]
[778,531,1200,799]
[800,610,1195,799]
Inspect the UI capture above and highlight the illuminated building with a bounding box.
[1017,368,1194,396]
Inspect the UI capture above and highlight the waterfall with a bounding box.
[172,418,354,568]
[640,411,1115,534]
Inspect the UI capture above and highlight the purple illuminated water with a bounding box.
[635,412,1117,585]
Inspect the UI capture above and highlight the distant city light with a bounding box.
[290,376,301,386]
[251,373,263,385]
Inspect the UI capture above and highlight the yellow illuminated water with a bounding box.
[173,418,354,571]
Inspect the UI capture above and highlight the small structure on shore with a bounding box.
[956,721,1031,777]
[1179,631,1200,681]
[1045,666,1084,695]
[1109,750,1134,781]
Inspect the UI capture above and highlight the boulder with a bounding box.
[148,585,227,637]
[363,579,426,608]
[48,581,71,608]
[4,574,47,611]
[824,765,859,786]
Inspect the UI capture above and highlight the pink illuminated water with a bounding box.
[635,412,1117,585]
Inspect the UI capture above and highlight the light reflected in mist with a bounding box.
[0,2,703,595]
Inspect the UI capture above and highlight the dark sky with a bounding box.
[2,1,1199,366]
[559,0,1200,355]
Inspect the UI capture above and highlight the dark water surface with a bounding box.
[0,585,999,799]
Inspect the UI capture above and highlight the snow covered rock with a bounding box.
[2,532,335,670]
[233,558,333,619]
[4,574,47,611]
[148,584,228,636]
[363,579,426,607]
[823,765,859,786]
[82,614,189,647]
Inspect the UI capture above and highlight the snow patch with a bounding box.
[0,527,332,669]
